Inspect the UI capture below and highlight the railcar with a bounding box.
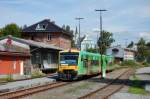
[58,49,113,80]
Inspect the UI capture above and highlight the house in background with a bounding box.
[22,19,72,49]
[0,35,63,73]
[0,42,30,76]
[106,45,136,63]
[81,34,95,51]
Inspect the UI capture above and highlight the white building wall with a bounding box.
[81,34,95,51]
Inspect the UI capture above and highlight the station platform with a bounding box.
[0,76,56,93]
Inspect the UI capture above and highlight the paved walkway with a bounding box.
[136,67,150,74]
[0,76,56,93]
[110,92,150,99]
[110,67,150,99]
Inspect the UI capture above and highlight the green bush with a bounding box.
[142,62,150,67]
[128,75,148,95]
[31,69,46,78]
[121,60,140,67]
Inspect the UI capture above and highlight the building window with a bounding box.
[36,24,47,30]
[47,34,51,41]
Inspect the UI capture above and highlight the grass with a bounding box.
[107,64,125,70]
[121,60,141,68]
[31,69,46,78]
[0,75,14,82]
[128,75,148,95]
[142,62,150,67]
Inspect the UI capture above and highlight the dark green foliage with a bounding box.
[146,42,150,63]
[142,62,150,67]
[86,47,98,53]
[97,30,115,54]
[121,60,139,67]
[146,42,150,48]
[127,41,134,48]
[0,28,2,37]
[136,38,150,63]
[1,23,21,37]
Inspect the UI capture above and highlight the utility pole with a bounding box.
[75,17,84,50]
[95,9,107,78]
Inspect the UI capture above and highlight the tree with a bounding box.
[146,42,150,63]
[97,30,115,54]
[1,23,21,37]
[127,41,134,48]
[136,38,147,62]
[62,25,75,47]
[86,45,99,53]
[0,28,2,37]
[146,42,150,48]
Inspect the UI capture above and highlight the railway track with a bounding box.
[78,68,134,99]
[0,81,71,99]
[0,69,117,99]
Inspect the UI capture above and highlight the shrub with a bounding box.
[142,62,150,67]
[31,69,46,78]
[121,60,140,67]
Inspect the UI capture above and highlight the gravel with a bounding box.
[22,68,128,99]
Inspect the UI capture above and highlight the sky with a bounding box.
[0,0,150,46]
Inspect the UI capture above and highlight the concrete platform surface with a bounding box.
[110,67,150,99]
[136,67,150,74]
[0,77,56,93]
[109,92,150,99]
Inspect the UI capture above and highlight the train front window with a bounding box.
[60,53,79,66]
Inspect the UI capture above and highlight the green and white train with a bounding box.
[58,49,113,80]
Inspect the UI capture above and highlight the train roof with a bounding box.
[60,49,80,53]
[60,49,113,58]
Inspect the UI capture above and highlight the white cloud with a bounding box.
[139,32,150,40]
[139,6,150,18]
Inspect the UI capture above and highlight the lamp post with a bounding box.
[95,9,107,78]
[75,17,84,50]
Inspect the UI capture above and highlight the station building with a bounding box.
[106,46,137,63]
[0,41,30,75]
[0,19,73,76]
[22,19,72,50]
[0,35,63,74]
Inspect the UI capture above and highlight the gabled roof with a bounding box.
[0,35,64,51]
[22,19,72,36]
